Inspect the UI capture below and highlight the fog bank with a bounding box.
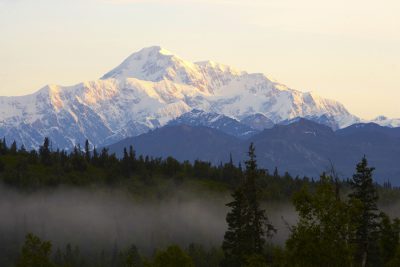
[0,185,298,253]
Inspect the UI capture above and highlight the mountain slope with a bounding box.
[1,46,360,149]
[168,109,257,139]
[108,120,400,184]
[370,116,400,128]
[108,124,239,163]
[248,120,400,183]
[240,113,275,131]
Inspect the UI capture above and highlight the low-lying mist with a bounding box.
[3,183,400,256]
[0,184,296,254]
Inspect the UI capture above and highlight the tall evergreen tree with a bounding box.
[0,158,4,172]
[243,143,275,253]
[348,157,380,267]
[10,140,17,154]
[0,138,3,155]
[84,139,91,162]
[39,137,52,166]
[273,167,279,178]
[0,137,8,155]
[222,188,247,267]
[92,146,99,165]
[222,143,274,267]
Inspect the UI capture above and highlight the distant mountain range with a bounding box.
[108,119,400,184]
[1,46,399,183]
[0,45,378,150]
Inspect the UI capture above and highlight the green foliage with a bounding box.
[285,158,400,267]
[222,143,275,267]
[242,144,275,252]
[222,189,247,267]
[10,141,17,155]
[187,244,209,267]
[39,137,52,166]
[348,157,381,266]
[151,245,194,267]
[0,138,318,201]
[3,139,400,267]
[386,246,400,267]
[286,174,354,267]
[16,233,54,267]
[0,158,4,172]
[58,243,85,267]
[379,213,400,266]
[125,245,143,267]
[245,254,269,267]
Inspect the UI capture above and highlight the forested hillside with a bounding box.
[108,120,400,184]
[1,138,400,267]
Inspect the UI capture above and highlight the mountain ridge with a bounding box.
[108,119,400,184]
[1,45,396,149]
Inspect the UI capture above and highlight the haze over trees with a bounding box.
[1,138,400,266]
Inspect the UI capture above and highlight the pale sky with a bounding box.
[0,0,399,119]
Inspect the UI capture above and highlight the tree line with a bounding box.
[0,138,317,200]
[2,138,400,266]
[220,144,400,266]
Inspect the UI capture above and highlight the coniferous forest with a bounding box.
[1,138,400,267]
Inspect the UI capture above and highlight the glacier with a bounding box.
[0,46,371,149]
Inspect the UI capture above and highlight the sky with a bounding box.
[0,0,399,119]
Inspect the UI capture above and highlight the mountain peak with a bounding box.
[129,45,170,54]
[100,46,212,92]
[0,46,363,149]
[101,45,181,81]
[195,60,242,75]
[136,46,173,56]
[370,116,400,128]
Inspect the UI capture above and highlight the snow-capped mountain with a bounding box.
[168,109,257,139]
[278,114,342,130]
[240,114,275,131]
[370,116,400,128]
[0,46,361,149]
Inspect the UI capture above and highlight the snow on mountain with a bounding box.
[370,116,400,128]
[240,114,275,131]
[278,114,343,130]
[0,46,362,149]
[104,46,359,124]
[168,109,257,139]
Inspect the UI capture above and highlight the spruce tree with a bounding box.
[348,156,380,267]
[39,137,52,166]
[0,137,8,155]
[122,147,131,177]
[243,143,274,254]
[273,167,279,178]
[222,188,247,267]
[222,143,274,267]
[84,139,91,161]
[10,140,17,154]
[92,146,99,165]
